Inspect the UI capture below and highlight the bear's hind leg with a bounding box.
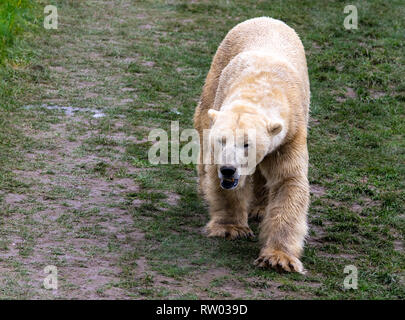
[204,167,254,240]
[197,163,206,197]
[249,169,268,221]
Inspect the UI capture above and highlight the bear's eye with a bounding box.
[244,143,249,148]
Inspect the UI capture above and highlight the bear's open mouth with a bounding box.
[220,177,239,190]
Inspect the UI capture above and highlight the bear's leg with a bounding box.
[249,169,268,221]
[255,176,309,274]
[204,167,254,240]
[197,162,206,197]
[196,126,206,197]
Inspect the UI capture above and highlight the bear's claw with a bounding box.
[206,223,254,240]
[249,206,266,221]
[254,249,305,274]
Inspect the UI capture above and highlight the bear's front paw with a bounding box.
[254,248,305,274]
[249,206,266,221]
[205,222,254,240]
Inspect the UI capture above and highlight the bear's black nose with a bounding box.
[220,166,236,177]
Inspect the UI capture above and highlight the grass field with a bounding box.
[0,0,38,63]
[0,0,404,299]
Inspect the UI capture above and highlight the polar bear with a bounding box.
[193,17,310,273]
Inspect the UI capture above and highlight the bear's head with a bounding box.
[207,105,286,190]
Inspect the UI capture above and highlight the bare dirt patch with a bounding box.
[3,193,27,205]
[0,112,144,298]
[370,90,387,99]
[393,239,404,253]
[164,191,181,207]
[310,184,326,198]
[336,87,357,102]
[350,196,381,213]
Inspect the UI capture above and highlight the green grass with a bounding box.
[0,0,42,181]
[0,0,404,299]
[120,0,405,299]
[0,0,40,64]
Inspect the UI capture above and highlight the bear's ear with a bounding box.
[268,122,283,135]
[207,109,220,121]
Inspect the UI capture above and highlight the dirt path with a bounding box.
[0,1,152,299]
[1,1,302,300]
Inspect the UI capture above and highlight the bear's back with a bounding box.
[220,17,308,93]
